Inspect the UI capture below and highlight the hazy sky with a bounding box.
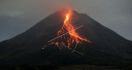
[0,0,132,41]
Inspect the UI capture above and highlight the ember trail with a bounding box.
[50,9,91,48]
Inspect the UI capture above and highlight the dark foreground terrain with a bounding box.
[0,64,132,70]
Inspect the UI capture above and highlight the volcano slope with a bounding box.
[0,10,132,66]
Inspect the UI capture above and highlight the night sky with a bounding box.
[0,0,132,41]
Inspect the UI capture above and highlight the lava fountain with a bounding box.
[49,8,91,48]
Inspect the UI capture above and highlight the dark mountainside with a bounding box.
[0,10,132,66]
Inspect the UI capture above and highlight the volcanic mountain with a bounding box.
[0,10,132,65]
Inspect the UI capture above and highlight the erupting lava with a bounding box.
[50,9,91,48]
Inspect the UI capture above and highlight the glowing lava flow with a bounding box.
[50,9,90,48]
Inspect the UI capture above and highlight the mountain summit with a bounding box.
[0,10,132,65]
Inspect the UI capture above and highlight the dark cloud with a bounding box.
[0,0,132,41]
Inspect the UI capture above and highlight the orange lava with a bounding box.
[51,9,90,48]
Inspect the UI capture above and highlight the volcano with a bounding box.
[0,9,132,66]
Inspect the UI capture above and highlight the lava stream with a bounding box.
[51,9,90,48]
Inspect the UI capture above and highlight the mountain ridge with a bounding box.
[0,10,132,65]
